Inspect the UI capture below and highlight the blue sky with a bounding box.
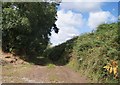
[50,1,118,46]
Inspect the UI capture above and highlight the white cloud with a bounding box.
[56,10,84,27]
[60,2,102,13]
[50,2,118,46]
[50,10,84,46]
[88,11,117,29]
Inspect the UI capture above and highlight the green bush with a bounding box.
[71,23,119,83]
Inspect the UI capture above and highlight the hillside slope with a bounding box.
[45,22,120,83]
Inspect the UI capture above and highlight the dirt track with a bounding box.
[1,51,89,83]
[2,65,89,83]
[24,65,89,83]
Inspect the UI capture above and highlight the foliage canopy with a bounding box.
[2,2,59,59]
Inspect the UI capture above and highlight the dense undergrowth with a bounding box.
[44,22,120,83]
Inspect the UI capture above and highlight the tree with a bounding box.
[2,2,59,59]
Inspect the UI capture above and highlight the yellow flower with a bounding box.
[109,67,113,73]
[103,60,118,79]
[113,66,117,75]
[103,65,110,71]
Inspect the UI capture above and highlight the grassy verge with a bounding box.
[2,63,33,83]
